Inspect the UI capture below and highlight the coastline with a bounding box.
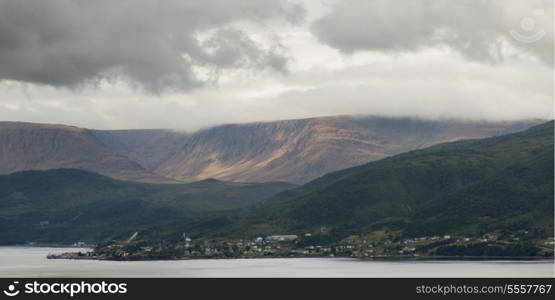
[46,251,554,262]
[3,242,552,262]
[1,243,95,249]
[2,246,553,278]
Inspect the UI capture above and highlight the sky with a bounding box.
[0,0,553,131]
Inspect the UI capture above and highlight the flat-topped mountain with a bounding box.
[148,116,540,184]
[0,117,541,184]
[0,122,175,183]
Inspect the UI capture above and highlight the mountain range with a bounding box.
[0,118,552,249]
[135,121,554,244]
[0,116,541,184]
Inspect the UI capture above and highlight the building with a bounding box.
[265,235,298,242]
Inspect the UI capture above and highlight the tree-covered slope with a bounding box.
[0,169,294,245]
[287,121,554,237]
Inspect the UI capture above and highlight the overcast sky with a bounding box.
[0,0,552,130]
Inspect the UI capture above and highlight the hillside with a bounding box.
[136,121,554,245]
[286,121,554,240]
[95,116,540,184]
[0,122,174,183]
[0,169,294,245]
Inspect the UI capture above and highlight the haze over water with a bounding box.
[0,247,552,278]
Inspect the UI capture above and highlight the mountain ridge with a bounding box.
[0,121,176,183]
[95,116,543,184]
[0,116,543,184]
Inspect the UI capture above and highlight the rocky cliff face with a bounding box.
[150,116,540,184]
[0,122,175,183]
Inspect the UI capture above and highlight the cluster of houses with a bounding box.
[92,229,554,259]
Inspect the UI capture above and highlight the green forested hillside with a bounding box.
[0,169,294,244]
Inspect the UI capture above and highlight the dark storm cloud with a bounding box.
[312,0,553,65]
[0,0,304,92]
[197,28,289,74]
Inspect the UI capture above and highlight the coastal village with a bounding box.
[51,230,555,261]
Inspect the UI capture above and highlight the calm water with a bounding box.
[0,247,553,278]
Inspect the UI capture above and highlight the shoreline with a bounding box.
[1,243,95,249]
[2,245,552,262]
[0,243,96,249]
[46,252,554,262]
